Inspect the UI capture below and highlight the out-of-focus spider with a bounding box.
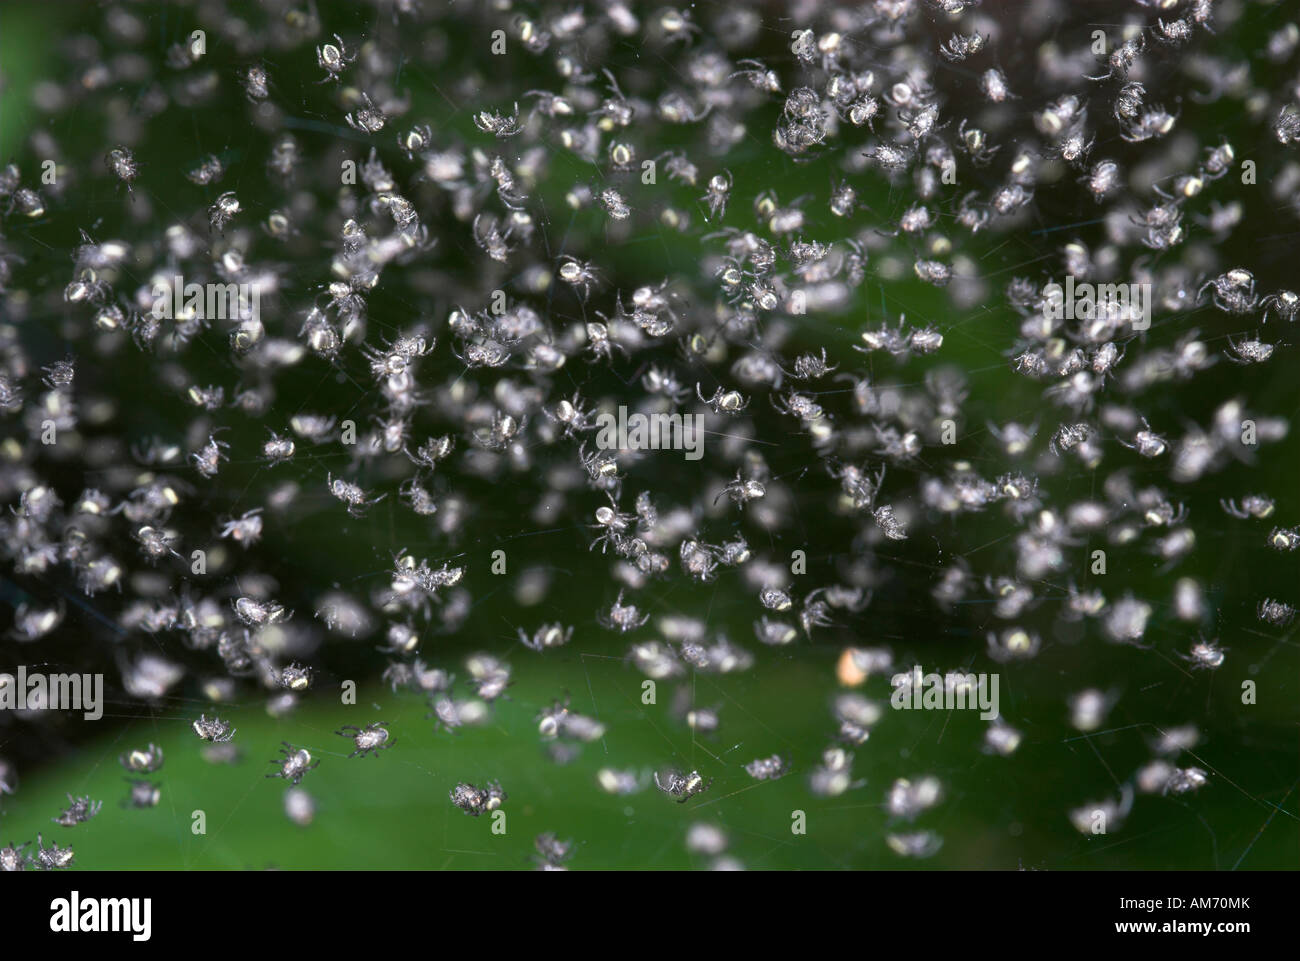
[1220,494,1274,520]
[219,508,263,546]
[800,594,834,635]
[120,743,164,774]
[518,623,573,651]
[336,722,394,758]
[730,58,780,93]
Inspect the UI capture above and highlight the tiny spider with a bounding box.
[1056,127,1095,167]
[677,538,717,581]
[234,596,291,627]
[192,714,236,743]
[104,146,140,194]
[450,780,506,816]
[557,256,600,301]
[1225,334,1273,364]
[1048,423,1092,456]
[715,471,766,507]
[345,93,387,134]
[771,390,823,421]
[208,191,240,232]
[760,587,793,611]
[1118,419,1168,458]
[578,441,620,484]
[0,840,31,871]
[939,32,986,62]
[599,589,649,633]
[1199,268,1257,314]
[873,504,909,541]
[598,187,631,220]
[316,32,357,83]
[584,320,627,364]
[654,769,712,803]
[336,722,394,758]
[590,497,637,553]
[327,472,387,516]
[33,833,74,870]
[958,119,1000,166]
[701,170,732,221]
[397,123,432,159]
[545,393,595,437]
[1268,526,1300,552]
[730,58,780,93]
[1163,767,1209,796]
[1182,638,1225,670]
[52,794,102,827]
[192,432,230,478]
[1261,289,1299,324]
[279,663,313,691]
[473,104,523,138]
[267,742,319,785]
[1257,598,1297,626]
[785,348,837,380]
[695,383,748,414]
